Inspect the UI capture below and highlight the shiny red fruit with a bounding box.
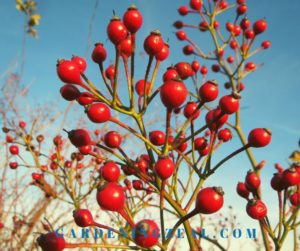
[194,137,207,151]
[253,19,267,34]
[67,129,92,147]
[290,192,300,206]
[175,62,193,80]
[9,145,19,155]
[104,131,122,148]
[246,199,267,220]
[78,145,92,155]
[218,128,232,142]
[261,40,271,49]
[245,29,255,39]
[101,161,120,182]
[119,36,132,58]
[245,171,261,192]
[9,162,18,169]
[191,60,200,72]
[160,78,188,109]
[156,43,169,61]
[236,182,250,199]
[149,130,166,146]
[144,30,164,56]
[71,56,86,72]
[92,43,107,64]
[123,5,143,33]
[96,182,125,211]
[77,92,95,106]
[237,4,247,15]
[163,67,179,82]
[245,62,256,71]
[135,80,150,96]
[205,108,228,131]
[270,173,284,191]
[219,94,240,114]
[87,103,111,123]
[154,157,175,180]
[60,85,80,101]
[195,187,224,214]
[281,168,300,188]
[200,66,208,75]
[184,101,200,120]
[248,128,271,147]
[57,60,82,85]
[105,64,115,79]
[73,209,94,227]
[199,81,219,102]
[183,45,194,55]
[37,231,66,251]
[107,17,128,45]
[190,0,202,10]
[135,219,160,248]
[240,17,250,30]
[176,30,187,41]
[178,6,189,16]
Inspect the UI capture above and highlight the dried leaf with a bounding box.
[289,150,300,163]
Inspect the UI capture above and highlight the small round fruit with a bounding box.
[60,85,80,101]
[270,173,284,191]
[246,199,267,220]
[245,171,261,192]
[196,187,224,214]
[37,231,65,251]
[205,108,228,131]
[101,161,120,182]
[123,5,143,33]
[289,192,300,206]
[183,101,200,120]
[144,30,164,56]
[71,56,87,72]
[218,128,232,142]
[57,60,82,85]
[149,130,166,146]
[135,80,150,96]
[199,80,218,102]
[104,131,122,148]
[160,78,188,109]
[174,62,193,80]
[92,43,107,63]
[248,128,271,147]
[156,43,169,61]
[154,157,175,180]
[253,19,267,35]
[87,103,111,123]
[281,168,300,188]
[135,219,159,248]
[67,129,92,147]
[9,145,19,155]
[219,94,240,114]
[107,17,128,45]
[236,182,250,199]
[96,182,125,211]
[73,209,94,227]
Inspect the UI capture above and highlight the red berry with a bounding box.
[119,36,132,58]
[57,60,82,85]
[244,29,255,39]
[226,22,234,32]
[107,17,128,45]
[87,103,111,123]
[245,62,256,71]
[246,199,267,220]
[60,85,80,101]
[245,171,261,192]
[32,172,43,181]
[92,43,107,64]
[190,0,202,10]
[9,145,19,155]
[191,60,200,72]
[9,162,18,169]
[195,187,224,214]
[230,40,238,49]
[261,40,271,49]
[253,19,267,34]
[214,21,220,29]
[270,173,284,191]
[289,192,300,206]
[71,56,86,72]
[199,21,209,32]
[175,62,193,80]
[160,78,188,109]
[281,168,300,188]
[78,145,92,155]
[205,108,228,131]
[105,64,115,79]
[77,92,95,106]
[219,94,240,114]
[154,157,175,180]
[73,209,94,227]
[248,128,271,147]
[163,67,179,82]
[135,219,159,248]
[184,101,200,120]
[194,137,207,151]
[200,66,208,75]
[233,25,242,36]
[176,30,187,41]
[173,20,184,29]
[236,182,250,199]
[149,130,166,146]
[218,128,232,142]
[178,6,189,16]
[227,56,234,64]
[211,64,220,72]
[37,231,65,251]
[123,5,143,33]
[219,1,228,9]
[104,131,122,148]
[237,4,247,15]
[183,45,194,55]
[156,43,169,61]
[6,134,14,143]
[135,80,150,96]
[101,161,120,182]
[67,129,92,147]
[237,0,245,4]
[96,182,125,211]
[19,121,26,128]
[133,180,143,190]
[199,145,210,156]
[240,17,250,30]
[64,160,72,168]
[144,30,164,56]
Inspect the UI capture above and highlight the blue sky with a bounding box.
[1,0,300,249]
